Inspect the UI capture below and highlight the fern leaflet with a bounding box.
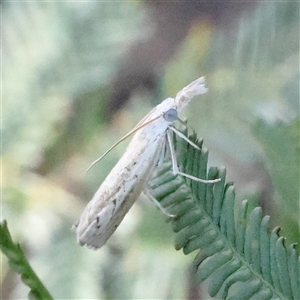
[148,131,299,300]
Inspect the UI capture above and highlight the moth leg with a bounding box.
[143,189,175,218]
[168,125,200,151]
[166,129,220,184]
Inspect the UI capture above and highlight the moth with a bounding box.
[73,77,220,250]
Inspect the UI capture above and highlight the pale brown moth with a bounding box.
[73,77,220,250]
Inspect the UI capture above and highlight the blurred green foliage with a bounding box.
[252,118,299,242]
[2,1,299,299]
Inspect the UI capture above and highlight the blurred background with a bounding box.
[2,1,299,299]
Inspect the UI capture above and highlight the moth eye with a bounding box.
[163,108,178,122]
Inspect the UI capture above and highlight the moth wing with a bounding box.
[75,200,117,249]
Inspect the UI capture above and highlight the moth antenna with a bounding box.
[85,115,161,173]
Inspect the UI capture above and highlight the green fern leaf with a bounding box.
[0,220,54,300]
[147,131,299,300]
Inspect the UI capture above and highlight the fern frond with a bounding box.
[148,133,299,300]
[0,220,53,300]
